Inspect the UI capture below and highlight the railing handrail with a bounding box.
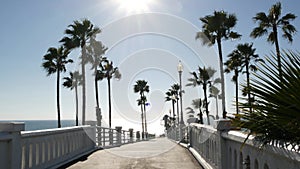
[21,125,91,137]
[168,120,300,169]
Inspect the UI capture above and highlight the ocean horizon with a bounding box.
[0,120,76,131]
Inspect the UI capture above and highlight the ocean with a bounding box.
[0,120,76,131]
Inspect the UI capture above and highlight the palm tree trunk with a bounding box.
[107,76,112,128]
[75,85,79,126]
[203,85,210,125]
[246,62,252,114]
[273,26,282,80]
[143,101,147,138]
[172,100,176,122]
[81,47,87,125]
[95,68,99,108]
[217,38,226,119]
[56,71,61,128]
[235,69,239,115]
[198,98,203,124]
[140,98,145,139]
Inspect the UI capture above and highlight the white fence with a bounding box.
[168,120,300,169]
[21,126,95,169]
[96,126,136,148]
[0,122,141,169]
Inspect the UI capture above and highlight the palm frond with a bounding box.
[233,51,300,151]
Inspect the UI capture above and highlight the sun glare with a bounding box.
[117,0,152,13]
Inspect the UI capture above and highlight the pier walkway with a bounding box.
[0,121,299,169]
[66,137,203,169]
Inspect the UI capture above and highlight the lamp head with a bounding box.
[177,60,183,73]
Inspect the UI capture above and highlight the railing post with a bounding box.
[109,128,113,145]
[214,119,231,169]
[86,121,96,146]
[115,126,122,146]
[0,122,25,169]
[129,128,133,143]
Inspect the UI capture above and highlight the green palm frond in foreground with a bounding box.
[232,51,300,152]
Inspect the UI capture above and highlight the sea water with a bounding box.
[0,120,76,131]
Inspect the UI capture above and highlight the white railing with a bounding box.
[182,120,300,169]
[222,130,300,169]
[21,126,95,169]
[189,124,219,168]
[96,127,136,148]
[0,122,144,169]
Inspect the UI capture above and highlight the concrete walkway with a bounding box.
[66,138,203,169]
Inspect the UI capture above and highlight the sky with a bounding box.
[0,0,300,134]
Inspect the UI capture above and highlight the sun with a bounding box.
[117,0,152,13]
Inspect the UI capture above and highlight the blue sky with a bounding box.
[0,0,299,133]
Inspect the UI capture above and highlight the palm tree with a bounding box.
[134,80,150,139]
[165,90,177,123]
[233,43,263,113]
[250,2,297,79]
[97,59,121,128]
[42,46,73,128]
[225,49,243,115]
[197,11,241,119]
[232,51,300,152]
[60,19,101,125]
[87,38,107,108]
[187,67,218,125]
[63,71,82,126]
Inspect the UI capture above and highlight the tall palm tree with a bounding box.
[187,67,218,125]
[225,49,243,115]
[42,46,73,128]
[97,59,121,128]
[250,2,297,79]
[233,43,263,113]
[165,90,177,123]
[87,38,107,108]
[60,19,101,125]
[63,71,82,126]
[197,11,241,119]
[134,80,150,139]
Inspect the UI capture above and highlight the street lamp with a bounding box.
[177,60,184,125]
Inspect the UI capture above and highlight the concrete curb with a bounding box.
[176,141,213,169]
[188,147,214,169]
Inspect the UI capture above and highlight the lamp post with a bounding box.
[177,60,184,125]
